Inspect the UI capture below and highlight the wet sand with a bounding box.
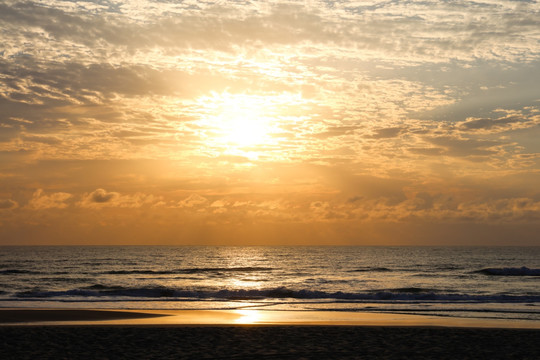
[0,309,168,323]
[1,308,539,328]
[1,309,539,359]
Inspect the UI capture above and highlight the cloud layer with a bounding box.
[1,0,539,245]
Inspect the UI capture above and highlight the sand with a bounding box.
[2,308,539,327]
[0,309,168,323]
[1,309,539,359]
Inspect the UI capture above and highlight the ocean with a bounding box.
[1,246,539,322]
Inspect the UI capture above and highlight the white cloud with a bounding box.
[27,189,72,209]
[177,194,208,208]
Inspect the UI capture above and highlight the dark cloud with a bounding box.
[427,136,501,157]
[312,126,360,139]
[411,192,434,210]
[369,127,405,139]
[0,59,173,99]
[89,188,118,203]
[0,199,18,209]
[458,115,536,133]
[346,196,364,203]
[460,116,518,130]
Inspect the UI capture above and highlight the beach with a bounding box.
[2,247,539,358]
[1,309,539,359]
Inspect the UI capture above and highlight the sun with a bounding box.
[214,94,270,147]
[197,92,274,149]
[191,91,311,159]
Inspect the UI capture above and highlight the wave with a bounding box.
[1,269,72,276]
[0,269,39,275]
[37,277,92,283]
[103,270,180,275]
[83,284,127,290]
[1,267,275,276]
[435,265,463,271]
[12,286,540,303]
[474,267,540,276]
[388,287,440,293]
[101,267,275,275]
[348,267,392,272]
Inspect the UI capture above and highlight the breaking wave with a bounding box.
[0,267,275,276]
[474,267,540,276]
[347,267,392,272]
[102,267,275,275]
[11,286,540,303]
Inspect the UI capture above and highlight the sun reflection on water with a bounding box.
[234,309,262,324]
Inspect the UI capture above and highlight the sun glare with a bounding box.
[234,309,262,324]
[191,91,312,160]
[197,93,274,149]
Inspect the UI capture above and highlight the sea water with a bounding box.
[1,246,539,321]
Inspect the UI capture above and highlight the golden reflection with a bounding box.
[234,309,261,324]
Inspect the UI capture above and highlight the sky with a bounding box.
[1,0,539,246]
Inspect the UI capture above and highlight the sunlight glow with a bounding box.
[197,92,274,148]
[192,92,309,159]
[234,309,262,324]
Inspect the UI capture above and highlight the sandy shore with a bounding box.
[1,309,539,359]
[1,308,540,328]
[0,309,169,323]
[1,324,539,359]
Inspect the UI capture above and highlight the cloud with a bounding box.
[408,147,445,156]
[369,127,405,139]
[21,134,62,145]
[312,126,360,139]
[457,113,540,134]
[301,192,540,225]
[2,1,539,65]
[0,0,539,245]
[89,188,119,203]
[425,136,502,157]
[210,200,227,208]
[27,189,72,209]
[177,194,208,208]
[0,199,18,209]
[78,188,153,208]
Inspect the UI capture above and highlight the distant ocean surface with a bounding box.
[1,246,539,322]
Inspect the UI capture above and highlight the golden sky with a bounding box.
[1,0,539,245]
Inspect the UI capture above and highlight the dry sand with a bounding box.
[2,325,539,359]
[1,309,539,359]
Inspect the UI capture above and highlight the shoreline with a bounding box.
[1,308,539,329]
[2,309,539,359]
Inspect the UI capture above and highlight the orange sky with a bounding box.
[1,0,539,245]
